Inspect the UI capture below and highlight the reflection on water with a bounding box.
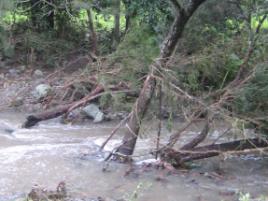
[0,111,268,201]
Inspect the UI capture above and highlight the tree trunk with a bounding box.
[47,11,54,29]
[30,0,38,28]
[116,75,156,155]
[46,0,54,29]
[116,0,207,157]
[87,9,98,55]
[113,0,121,49]
[122,0,134,32]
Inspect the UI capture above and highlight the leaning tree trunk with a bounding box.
[116,0,208,156]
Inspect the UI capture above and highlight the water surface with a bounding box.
[0,111,267,201]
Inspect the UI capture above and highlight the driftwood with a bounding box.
[160,138,268,167]
[22,83,131,128]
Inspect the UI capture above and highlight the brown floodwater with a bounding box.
[0,111,268,201]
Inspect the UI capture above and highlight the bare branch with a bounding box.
[181,116,210,150]
[166,110,203,148]
[100,113,131,151]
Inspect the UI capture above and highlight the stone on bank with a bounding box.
[82,104,104,123]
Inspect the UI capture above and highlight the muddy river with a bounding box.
[0,111,267,201]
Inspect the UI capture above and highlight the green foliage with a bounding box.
[111,23,159,88]
[177,34,246,92]
[100,93,133,112]
[127,0,171,24]
[16,27,87,67]
[181,0,238,54]
[0,0,14,18]
[0,1,15,58]
[0,26,14,58]
[3,12,28,25]
[124,0,172,41]
[234,63,268,115]
[97,23,160,111]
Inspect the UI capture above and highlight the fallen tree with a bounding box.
[23,104,72,128]
[160,138,268,167]
[22,82,132,128]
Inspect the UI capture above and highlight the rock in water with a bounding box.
[82,104,104,123]
[33,84,52,99]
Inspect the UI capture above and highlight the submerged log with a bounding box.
[160,138,268,167]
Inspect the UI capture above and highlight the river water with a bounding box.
[0,111,268,201]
